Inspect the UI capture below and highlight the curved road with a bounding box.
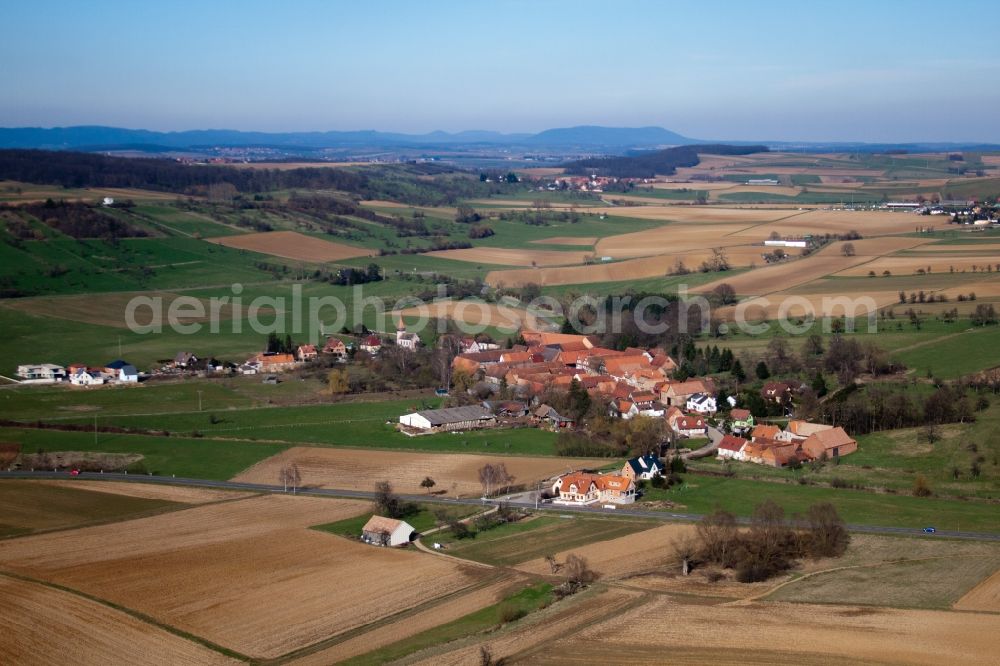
[1,470,997,542]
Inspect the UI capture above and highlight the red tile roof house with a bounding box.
[296,344,318,362]
[801,427,858,460]
[359,334,383,354]
[716,434,748,460]
[322,337,348,358]
[551,472,636,506]
[672,414,707,438]
[257,353,297,372]
[660,378,716,407]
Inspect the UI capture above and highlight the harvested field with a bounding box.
[208,230,372,262]
[0,480,181,537]
[1,291,239,328]
[485,245,766,288]
[598,206,798,225]
[0,577,238,665]
[0,494,482,659]
[529,236,597,246]
[716,290,902,321]
[712,184,804,198]
[835,254,1000,277]
[394,300,540,330]
[730,209,926,238]
[650,181,736,191]
[694,245,874,297]
[40,480,246,504]
[954,567,1000,612]
[693,238,928,298]
[409,587,644,666]
[289,576,521,665]
[516,523,693,579]
[526,597,1000,665]
[594,221,762,260]
[425,247,591,267]
[232,447,605,497]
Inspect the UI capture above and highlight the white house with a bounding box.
[686,393,717,415]
[361,516,415,547]
[70,368,105,386]
[716,434,748,460]
[622,453,662,481]
[551,472,636,506]
[16,364,66,381]
[672,414,707,438]
[117,364,139,383]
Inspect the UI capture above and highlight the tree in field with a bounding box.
[803,502,849,557]
[712,283,737,305]
[478,462,514,497]
[755,360,770,380]
[696,508,740,568]
[278,463,302,493]
[912,474,932,497]
[373,480,403,518]
[671,534,699,576]
[563,554,598,586]
[420,476,436,494]
[842,242,856,257]
[731,359,746,382]
[327,368,349,395]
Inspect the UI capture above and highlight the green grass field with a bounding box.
[2,393,558,456]
[0,427,285,479]
[643,474,1000,533]
[433,515,655,565]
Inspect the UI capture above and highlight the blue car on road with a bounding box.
[922,526,936,534]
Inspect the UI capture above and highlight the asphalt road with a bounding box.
[3,470,998,542]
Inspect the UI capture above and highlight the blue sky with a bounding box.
[3,0,999,141]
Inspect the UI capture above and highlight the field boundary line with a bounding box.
[0,570,251,662]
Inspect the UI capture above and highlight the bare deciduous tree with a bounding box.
[278,463,302,493]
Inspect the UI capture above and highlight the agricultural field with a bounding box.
[233,447,605,497]
[0,480,187,538]
[0,492,489,661]
[207,229,374,262]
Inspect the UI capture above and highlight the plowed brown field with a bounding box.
[0,577,238,665]
[232,447,605,497]
[954,567,1000,612]
[527,597,1000,665]
[0,494,482,659]
[208,230,372,262]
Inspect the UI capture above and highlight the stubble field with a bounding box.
[0,493,485,660]
[208,230,373,262]
[232,447,606,497]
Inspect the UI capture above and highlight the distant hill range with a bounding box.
[0,125,701,152]
[0,125,996,155]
